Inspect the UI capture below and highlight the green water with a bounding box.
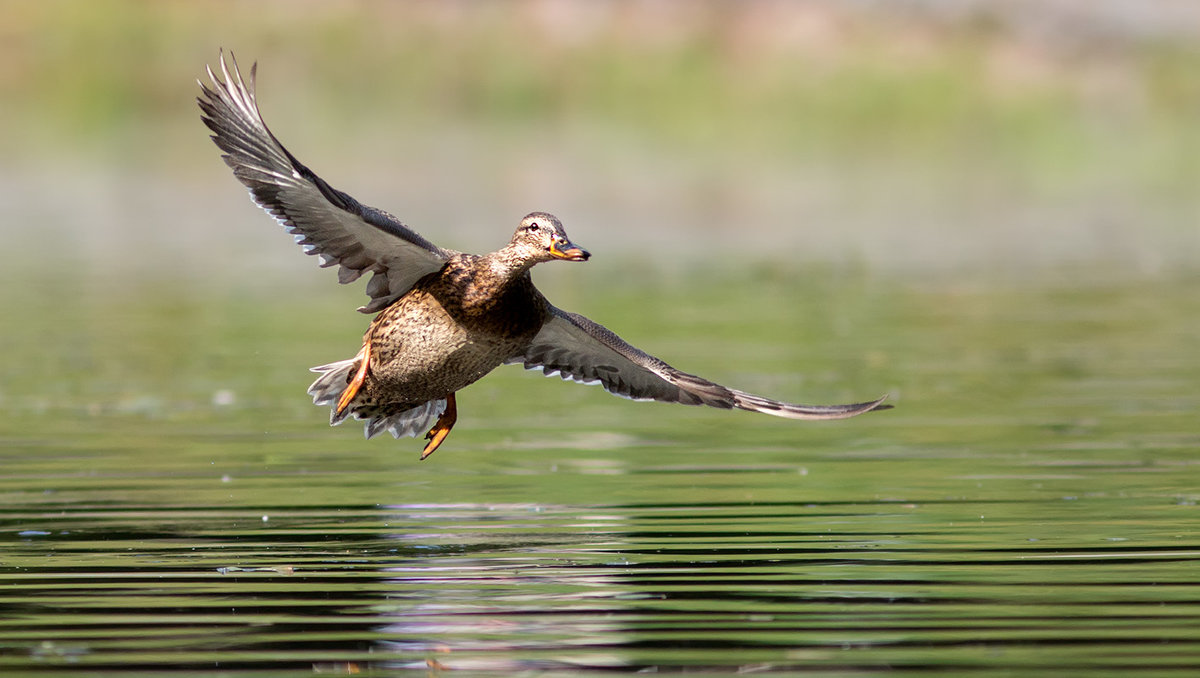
[1,269,1198,675]
[2,3,1197,673]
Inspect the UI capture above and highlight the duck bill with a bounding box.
[549,239,591,261]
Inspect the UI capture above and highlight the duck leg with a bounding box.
[336,339,371,417]
[421,393,458,460]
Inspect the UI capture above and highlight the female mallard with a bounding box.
[198,53,890,460]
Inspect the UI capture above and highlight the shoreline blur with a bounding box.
[1,0,1197,284]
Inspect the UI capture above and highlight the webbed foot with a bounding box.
[335,341,371,417]
[421,393,458,460]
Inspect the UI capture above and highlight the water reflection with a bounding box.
[2,273,1199,673]
[4,478,1200,674]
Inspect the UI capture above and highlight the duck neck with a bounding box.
[485,245,538,283]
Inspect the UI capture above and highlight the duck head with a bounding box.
[510,212,590,264]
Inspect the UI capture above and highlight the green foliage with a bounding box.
[3,0,1198,195]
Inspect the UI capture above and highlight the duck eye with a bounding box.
[528,222,540,232]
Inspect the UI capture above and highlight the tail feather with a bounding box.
[307,360,444,439]
[308,358,357,425]
[361,399,445,440]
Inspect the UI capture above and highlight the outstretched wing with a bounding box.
[198,51,451,313]
[508,306,891,419]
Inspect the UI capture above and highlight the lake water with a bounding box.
[1,268,1198,675]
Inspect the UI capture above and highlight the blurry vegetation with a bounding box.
[1,1,1197,504]
[2,0,1198,194]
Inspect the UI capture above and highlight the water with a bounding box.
[1,270,1198,675]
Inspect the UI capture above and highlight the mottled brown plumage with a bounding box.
[199,52,891,459]
[352,251,548,411]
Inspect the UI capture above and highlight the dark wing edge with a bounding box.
[508,306,892,420]
[197,50,451,313]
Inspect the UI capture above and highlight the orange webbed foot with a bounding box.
[421,393,458,460]
[336,341,371,417]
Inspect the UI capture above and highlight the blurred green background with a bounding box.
[2,0,1197,287]
[1,0,1197,433]
[3,7,1199,671]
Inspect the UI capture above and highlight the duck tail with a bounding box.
[358,399,447,440]
[308,358,359,425]
[307,360,445,439]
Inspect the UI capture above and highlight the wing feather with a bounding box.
[197,51,451,312]
[509,307,890,419]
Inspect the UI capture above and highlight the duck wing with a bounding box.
[508,306,890,419]
[198,52,451,313]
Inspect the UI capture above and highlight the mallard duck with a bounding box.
[198,53,890,460]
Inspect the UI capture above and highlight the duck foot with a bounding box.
[336,340,371,417]
[421,393,458,460]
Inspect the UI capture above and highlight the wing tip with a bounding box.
[732,391,894,421]
[816,392,894,419]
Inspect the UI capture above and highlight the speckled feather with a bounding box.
[352,256,547,407]
[199,52,891,448]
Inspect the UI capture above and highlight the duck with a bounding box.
[198,53,890,460]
